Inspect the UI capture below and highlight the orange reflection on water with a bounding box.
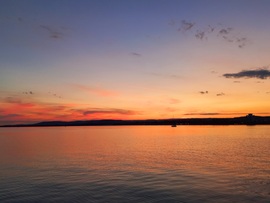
[0,126,269,177]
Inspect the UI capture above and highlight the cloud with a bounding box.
[40,25,64,39]
[219,27,233,35]
[207,25,215,33]
[179,20,195,31]
[148,72,183,80]
[131,52,142,57]
[169,19,249,48]
[48,92,62,99]
[199,91,208,94]
[82,108,137,116]
[4,97,22,104]
[72,84,119,97]
[223,68,270,79]
[3,97,35,108]
[0,114,21,119]
[184,113,220,116]
[23,91,34,95]
[0,114,25,125]
[236,37,249,48]
[195,31,206,40]
[216,92,225,96]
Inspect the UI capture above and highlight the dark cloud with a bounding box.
[0,114,23,125]
[207,25,215,33]
[236,37,248,48]
[183,112,257,116]
[195,31,205,40]
[219,27,233,35]
[184,113,220,116]
[0,114,21,120]
[199,91,208,94]
[179,20,195,31]
[82,108,137,116]
[223,68,270,79]
[216,92,225,96]
[23,91,34,95]
[169,19,249,48]
[222,36,234,43]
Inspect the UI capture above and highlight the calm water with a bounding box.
[0,126,269,203]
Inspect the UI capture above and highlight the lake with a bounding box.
[0,125,269,202]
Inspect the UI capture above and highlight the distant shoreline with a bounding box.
[1,114,270,127]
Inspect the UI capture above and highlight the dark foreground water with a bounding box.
[0,126,269,203]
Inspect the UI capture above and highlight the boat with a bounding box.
[171,124,177,127]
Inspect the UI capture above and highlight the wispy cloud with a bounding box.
[130,52,142,57]
[82,108,137,116]
[179,20,196,31]
[40,25,65,39]
[195,31,206,40]
[1,15,68,40]
[48,92,62,99]
[3,97,36,108]
[0,95,140,125]
[148,72,183,80]
[169,19,249,48]
[218,27,233,35]
[168,98,181,104]
[72,84,119,97]
[184,112,220,116]
[183,112,253,117]
[223,68,270,79]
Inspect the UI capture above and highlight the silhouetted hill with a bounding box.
[1,114,270,127]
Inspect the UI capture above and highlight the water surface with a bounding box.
[0,126,269,202]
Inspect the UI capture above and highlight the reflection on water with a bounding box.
[0,126,269,202]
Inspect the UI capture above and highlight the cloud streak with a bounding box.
[223,68,270,79]
[184,113,220,116]
[40,25,65,39]
[72,84,119,97]
[82,108,137,116]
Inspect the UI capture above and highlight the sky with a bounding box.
[1,0,270,125]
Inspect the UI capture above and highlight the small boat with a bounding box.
[171,124,177,127]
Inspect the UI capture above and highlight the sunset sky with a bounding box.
[1,0,270,125]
